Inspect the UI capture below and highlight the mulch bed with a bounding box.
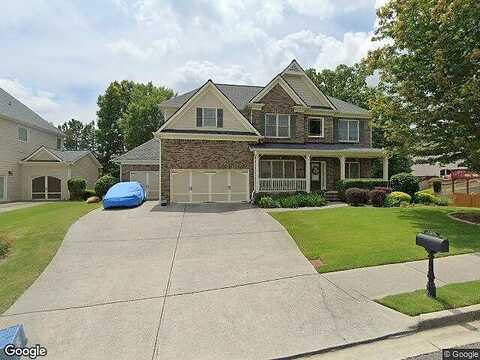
[449,212,480,225]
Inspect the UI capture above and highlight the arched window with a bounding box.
[31,176,61,200]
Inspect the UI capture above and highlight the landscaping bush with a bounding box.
[337,179,389,200]
[83,189,96,200]
[94,175,119,199]
[374,186,392,194]
[0,234,13,259]
[67,177,86,201]
[279,195,301,208]
[257,196,281,208]
[435,196,451,206]
[390,173,420,196]
[414,190,437,205]
[384,191,412,207]
[433,180,442,194]
[296,192,327,207]
[345,188,369,206]
[369,189,388,207]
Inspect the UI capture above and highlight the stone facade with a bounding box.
[121,164,159,181]
[161,139,254,201]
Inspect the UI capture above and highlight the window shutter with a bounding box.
[290,114,296,139]
[196,108,203,127]
[217,109,223,128]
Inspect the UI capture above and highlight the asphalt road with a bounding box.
[407,342,480,360]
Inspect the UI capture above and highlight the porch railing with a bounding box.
[259,178,306,192]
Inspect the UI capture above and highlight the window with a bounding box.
[196,107,223,128]
[345,161,360,179]
[260,160,296,179]
[338,119,359,142]
[308,117,324,137]
[265,114,290,138]
[56,137,62,150]
[440,169,451,176]
[18,127,28,142]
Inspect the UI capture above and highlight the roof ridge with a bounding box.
[214,83,264,88]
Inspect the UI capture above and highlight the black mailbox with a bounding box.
[416,233,449,253]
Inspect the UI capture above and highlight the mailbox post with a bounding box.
[416,231,449,298]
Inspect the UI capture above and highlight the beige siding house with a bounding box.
[0,88,101,202]
[115,60,389,204]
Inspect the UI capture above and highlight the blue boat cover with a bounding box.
[0,324,27,349]
[103,181,146,209]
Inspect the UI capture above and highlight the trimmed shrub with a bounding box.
[257,196,280,208]
[369,189,388,207]
[83,189,96,200]
[279,195,301,208]
[337,179,389,200]
[345,188,369,206]
[390,173,420,196]
[414,190,437,205]
[384,191,412,207]
[433,179,442,194]
[94,175,119,199]
[374,186,392,194]
[67,177,86,201]
[435,196,451,206]
[296,192,327,207]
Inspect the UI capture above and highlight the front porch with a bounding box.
[251,144,389,194]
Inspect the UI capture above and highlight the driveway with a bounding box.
[0,202,416,359]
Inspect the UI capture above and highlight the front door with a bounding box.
[311,161,326,191]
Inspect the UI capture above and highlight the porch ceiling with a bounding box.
[250,143,387,158]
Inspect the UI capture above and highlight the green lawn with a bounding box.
[271,206,480,273]
[377,280,480,316]
[0,202,99,314]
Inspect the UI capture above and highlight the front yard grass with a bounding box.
[377,280,480,316]
[271,206,480,273]
[0,202,99,314]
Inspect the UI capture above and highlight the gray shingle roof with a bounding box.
[159,83,369,116]
[49,149,92,163]
[250,143,383,152]
[114,138,160,162]
[0,87,63,135]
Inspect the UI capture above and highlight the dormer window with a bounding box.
[196,107,223,128]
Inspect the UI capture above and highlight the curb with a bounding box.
[447,212,480,226]
[416,304,480,330]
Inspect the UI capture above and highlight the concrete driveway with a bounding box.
[0,201,416,359]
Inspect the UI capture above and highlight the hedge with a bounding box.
[94,175,119,198]
[390,173,420,197]
[67,177,86,201]
[345,188,369,206]
[337,179,389,200]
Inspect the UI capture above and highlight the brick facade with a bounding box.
[121,164,159,181]
[161,139,254,201]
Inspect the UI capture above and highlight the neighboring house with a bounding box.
[412,159,468,179]
[0,88,101,202]
[115,60,388,203]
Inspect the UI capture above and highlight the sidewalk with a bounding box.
[323,253,480,300]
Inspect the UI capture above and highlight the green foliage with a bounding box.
[414,190,437,205]
[83,189,97,200]
[385,191,412,207]
[369,0,480,172]
[279,195,301,209]
[345,188,369,206]
[390,173,420,196]
[369,189,388,207]
[337,179,389,199]
[296,192,327,207]
[435,196,451,207]
[0,234,13,258]
[59,119,96,152]
[94,175,119,198]
[257,196,280,208]
[433,180,442,194]
[67,177,87,201]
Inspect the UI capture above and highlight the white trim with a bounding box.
[249,75,307,106]
[158,139,162,203]
[305,109,371,119]
[264,113,291,138]
[310,161,327,190]
[119,164,123,181]
[158,132,260,142]
[115,160,159,165]
[307,117,325,138]
[156,81,261,137]
[345,161,361,179]
[201,107,218,128]
[338,119,360,143]
[30,175,62,201]
[18,126,29,143]
[0,175,6,201]
[251,148,387,158]
[22,146,63,162]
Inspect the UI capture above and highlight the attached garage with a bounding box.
[171,169,249,203]
[130,171,159,200]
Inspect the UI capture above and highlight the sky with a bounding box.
[0,0,386,126]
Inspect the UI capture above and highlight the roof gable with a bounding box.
[248,75,307,105]
[157,81,261,136]
[23,147,63,162]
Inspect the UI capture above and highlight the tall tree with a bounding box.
[96,80,135,173]
[121,83,174,150]
[59,119,97,152]
[368,0,480,171]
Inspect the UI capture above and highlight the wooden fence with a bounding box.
[452,193,480,207]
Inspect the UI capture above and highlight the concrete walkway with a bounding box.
[0,201,46,213]
[0,202,416,360]
[324,253,480,300]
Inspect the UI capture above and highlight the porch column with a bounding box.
[305,154,311,193]
[340,156,346,180]
[254,152,260,192]
[383,156,389,181]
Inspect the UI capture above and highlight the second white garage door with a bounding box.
[171,169,249,203]
[130,171,159,200]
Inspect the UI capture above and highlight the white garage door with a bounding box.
[130,171,159,200]
[171,169,249,203]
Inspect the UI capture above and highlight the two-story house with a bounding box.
[0,88,102,202]
[115,60,388,203]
